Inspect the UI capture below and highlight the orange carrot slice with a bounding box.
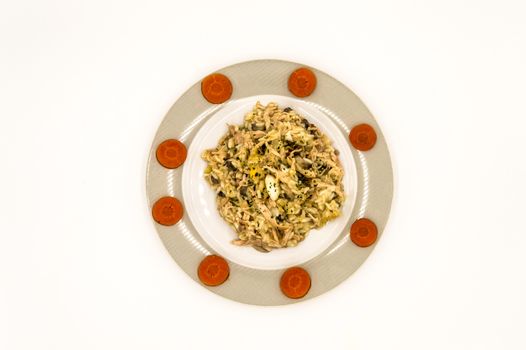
[201,73,233,104]
[349,123,377,151]
[156,139,187,169]
[198,255,230,286]
[288,67,317,97]
[152,196,184,226]
[350,218,378,247]
[280,267,311,299]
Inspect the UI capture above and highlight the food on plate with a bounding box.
[152,196,184,226]
[288,67,317,97]
[349,123,377,151]
[201,73,233,104]
[156,139,187,169]
[202,102,345,252]
[350,218,378,247]
[280,266,311,299]
[198,255,230,286]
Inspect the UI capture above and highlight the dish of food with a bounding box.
[202,102,345,252]
[183,94,356,271]
[146,59,393,305]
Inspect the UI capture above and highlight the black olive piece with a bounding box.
[240,186,248,197]
[210,176,219,185]
[301,118,310,129]
[285,193,295,200]
[257,144,267,155]
[225,160,236,171]
[308,125,320,135]
[284,107,293,112]
[218,191,225,197]
[297,172,308,184]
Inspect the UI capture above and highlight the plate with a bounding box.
[146,59,393,305]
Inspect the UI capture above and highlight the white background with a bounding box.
[1,0,525,349]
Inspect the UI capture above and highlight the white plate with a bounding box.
[147,59,393,305]
[182,95,357,270]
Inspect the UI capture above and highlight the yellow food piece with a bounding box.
[247,152,259,164]
[249,166,264,181]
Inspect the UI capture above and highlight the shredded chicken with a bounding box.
[202,102,345,251]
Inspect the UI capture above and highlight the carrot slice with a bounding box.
[152,196,184,226]
[198,255,230,286]
[156,139,187,169]
[201,73,233,104]
[280,267,311,299]
[350,218,378,247]
[288,67,317,97]
[349,123,377,151]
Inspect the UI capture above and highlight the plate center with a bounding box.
[182,95,357,270]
